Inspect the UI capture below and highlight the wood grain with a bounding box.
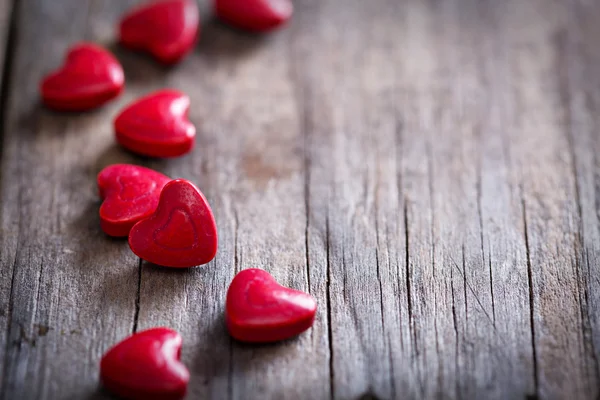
[0,0,599,399]
[0,0,12,84]
[0,0,16,392]
[562,0,600,394]
[0,1,138,399]
[503,0,598,397]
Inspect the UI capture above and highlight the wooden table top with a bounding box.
[0,0,599,399]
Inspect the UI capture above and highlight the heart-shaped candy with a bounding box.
[119,0,200,65]
[215,0,293,32]
[115,90,196,158]
[100,327,189,400]
[129,179,218,268]
[40,42,124,111]
[98,164,171,237]
[226,269,317,342]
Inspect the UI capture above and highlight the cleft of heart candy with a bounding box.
[97,167,218,268]
[97,164,171,237]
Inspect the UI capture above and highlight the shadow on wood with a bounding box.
[107,42,171,86]
[197,16,270,60]
[82,386,117,400]
[94,142,172,175]
[187,313,232,391]
[68,199,104,238]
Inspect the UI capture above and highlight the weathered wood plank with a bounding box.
[472,1,537,398]
[125,2,331,399]
[0,0,599,399]
[501,0,599,398]
[0,0,18,391]
[298,1,406,398]
[423,1,506,398]
[563,0,600,393]
[0,1,138,398]
[422,1,537,399]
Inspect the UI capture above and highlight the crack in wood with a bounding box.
[488,241,496,326]
[447,252,497,333]
[325,215,334,400]
[522,197,539,398]
[450,266,460,399]
[291,34,312,296]
[477,146,496,326]
[461,246,468,325]
[132,258,142,334]
[403,201,414,356]
[233,208,239,274]
[375,247,385,344]
[0,0,23,396]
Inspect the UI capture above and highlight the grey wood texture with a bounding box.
[0,0,599,399]
[0,0,15,394]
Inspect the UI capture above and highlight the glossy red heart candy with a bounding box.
[40,42,124,111]
[129,179,218,268]
[98,164,171,237]
[115,90,195,158]
[100,327,189,400]
[215,0,293,32]
[119,0,199,65]
[226,268,317,342]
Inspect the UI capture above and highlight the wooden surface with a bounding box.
[0,0,599,399]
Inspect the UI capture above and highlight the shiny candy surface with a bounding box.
[114,90,196,158]
[215,0,293,32]
[98,164,171,237]
[100,327,189,400]
[129,179,218,268]
[119,0,200,64]
[226,268,317,342]
[40,43,124,111]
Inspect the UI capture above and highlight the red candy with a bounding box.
[119,0,200,65]
[100,327,189,400]
[115,90,195,158]
[98,164,171,237]
[129,179,218,268]
[226,269,317,342]
[40,43,124,111]
[215,0,293,32]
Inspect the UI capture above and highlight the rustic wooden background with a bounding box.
[0,0,599,399]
